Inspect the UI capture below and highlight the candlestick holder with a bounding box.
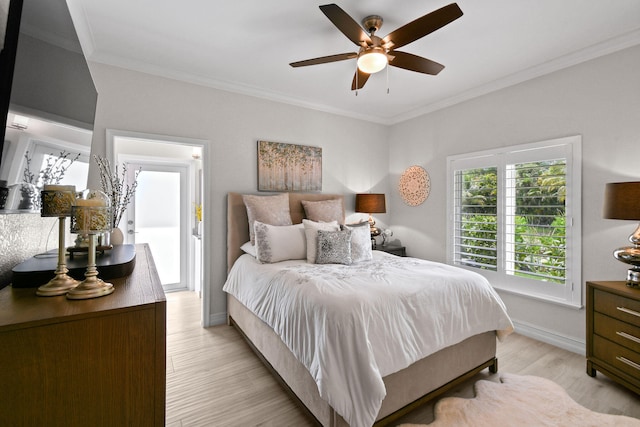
[37,185,79,296]
[67,189,114,300]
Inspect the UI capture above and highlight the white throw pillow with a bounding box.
[240,241,257,258]
[253,221,306,263]
[342,222,373,262]
[303,219,340,263]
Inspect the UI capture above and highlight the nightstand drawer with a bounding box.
[594,289,640,325]
[594,312,640,353]
[593,335,640,379]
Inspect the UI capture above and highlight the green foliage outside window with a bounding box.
[458,161,566,283]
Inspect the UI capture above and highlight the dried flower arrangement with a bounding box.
[23,150,80,187]
[22,150,80,209]
[94,156,140,228]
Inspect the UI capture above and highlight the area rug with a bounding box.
[399,373,640,427]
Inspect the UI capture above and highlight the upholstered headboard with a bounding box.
[227,192,345,272]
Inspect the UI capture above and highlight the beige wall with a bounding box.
[387,45,640,352]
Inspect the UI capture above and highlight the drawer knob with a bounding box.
[616,356,640,371]
[617,306,640,318]
[616,331,640,345]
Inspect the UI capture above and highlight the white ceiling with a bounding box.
[32,1,640,124]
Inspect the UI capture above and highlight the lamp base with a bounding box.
[625,268,640,288]
[66,277,114,300]
[613,246,640,288]
[36,273,79,297]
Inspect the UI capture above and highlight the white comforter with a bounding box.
[223,252,513,427]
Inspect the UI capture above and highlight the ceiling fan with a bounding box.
[290,3,463,90]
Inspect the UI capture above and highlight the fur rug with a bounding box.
[399,373,640,427]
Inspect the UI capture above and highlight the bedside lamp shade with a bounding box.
[356,193,386,246]
[603,181,640,287]
[355,193,386,214]
[603,182,640,220]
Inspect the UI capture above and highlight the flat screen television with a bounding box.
[0,0,22,172]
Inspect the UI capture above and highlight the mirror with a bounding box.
[0,0,97,212]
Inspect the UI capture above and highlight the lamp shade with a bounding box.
[356,193,386,214]
[603,182,640,220]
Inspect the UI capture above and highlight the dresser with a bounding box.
[586,281,640,395]
[0,244,166,426]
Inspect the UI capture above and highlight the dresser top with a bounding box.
[587,280,640,299]
[0,244,165,332]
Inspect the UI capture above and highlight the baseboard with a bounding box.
[512,319,585,355]
[209,311,228,326]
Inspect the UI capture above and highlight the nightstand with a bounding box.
[586,281,640,395]
[375,245,406,257]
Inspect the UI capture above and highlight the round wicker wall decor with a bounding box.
[399,165,430,206]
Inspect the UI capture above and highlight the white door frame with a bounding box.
[106,129,212,327]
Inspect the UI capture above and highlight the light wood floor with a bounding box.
[166,291,640,426]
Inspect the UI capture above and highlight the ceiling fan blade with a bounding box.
[320,3,372,46]
[383,3,463,50]
[290,52,357,67]
[351,69,371,90]
[389,51,444,75]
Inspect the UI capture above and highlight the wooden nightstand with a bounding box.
[586,281,640,395]
[375,245,406,257]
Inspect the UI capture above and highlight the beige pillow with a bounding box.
[302,219,340,263]
[301,199,344,224]
[243,193,292,244]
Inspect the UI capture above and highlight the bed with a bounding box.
[224,192,513,427]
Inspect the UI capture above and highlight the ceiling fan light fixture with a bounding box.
[357,49,388,74]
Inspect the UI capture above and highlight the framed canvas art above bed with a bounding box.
[258,140,322,192]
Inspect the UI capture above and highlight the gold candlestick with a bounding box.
[37,186,79,296]
[67,190,114,300]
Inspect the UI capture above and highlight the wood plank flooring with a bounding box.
[166,291,640,426]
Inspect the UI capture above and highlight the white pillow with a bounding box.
[342,222,373,262]
[253,221,306,263]
[302,219,340,263]
[240,241,257,258]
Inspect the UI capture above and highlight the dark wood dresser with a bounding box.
[586,281,640,394]
[0,244,166,426]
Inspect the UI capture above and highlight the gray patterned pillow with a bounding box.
[243,193,292,244]
[301,199,344,224]
[315,229,352,265]
[342,222,373,262]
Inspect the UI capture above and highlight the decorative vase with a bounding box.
[110,227,124,245]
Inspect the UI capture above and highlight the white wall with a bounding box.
[86,62,390,324]
[387,45,640,352]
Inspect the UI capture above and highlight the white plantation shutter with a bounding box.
[447,136,582,307]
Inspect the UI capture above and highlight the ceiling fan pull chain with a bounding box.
[386,65,390,94]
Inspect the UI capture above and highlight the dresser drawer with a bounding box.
[594,289,640,325]
[593,335,640,380]
[594,312,640,353]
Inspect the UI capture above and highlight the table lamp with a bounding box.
[603,181,640,287]
[355,193,386,247]
[36,185,79,296]
[67,189,115,299]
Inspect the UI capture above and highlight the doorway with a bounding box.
[124,162,189,292]
[106,129,210,326]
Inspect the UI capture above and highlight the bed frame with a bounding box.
[226,192,498,426]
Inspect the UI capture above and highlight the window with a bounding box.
[447,136,582,307]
